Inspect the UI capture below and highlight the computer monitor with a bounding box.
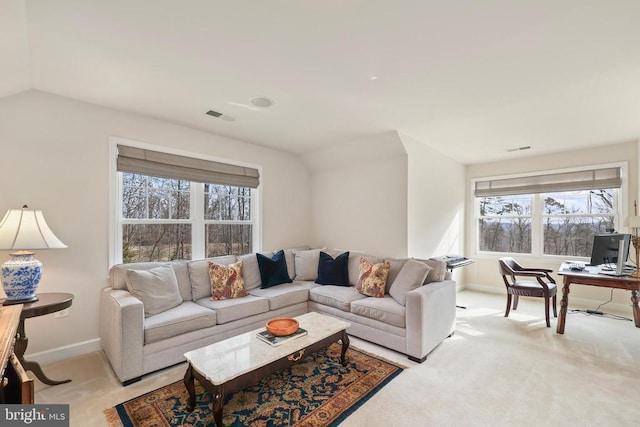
[589,233,631,267]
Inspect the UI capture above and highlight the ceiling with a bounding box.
[3,0,640,164]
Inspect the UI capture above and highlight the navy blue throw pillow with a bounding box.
[316,251,350,286]
[257,250,293,289]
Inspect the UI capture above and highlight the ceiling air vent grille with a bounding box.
[206,110,235,122]
[506,145,532,152]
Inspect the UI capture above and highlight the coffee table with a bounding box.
[183,312,350,427]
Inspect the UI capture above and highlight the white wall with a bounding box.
[302,132,408,257]
[400,133,466,259]
[464,141,638,309]
[302,131,467,264]
[0,90,312,361]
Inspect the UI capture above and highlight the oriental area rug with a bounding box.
[104,344,404,427]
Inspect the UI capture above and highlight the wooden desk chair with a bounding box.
[498,257,558,327]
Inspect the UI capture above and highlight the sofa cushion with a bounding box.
[356,258,390,298]
[248,282,311,310]
[125,265,183,317]
[143,301,216,344]
[385,258,408,293]
[293,249,323,281]
[316,251,350,286]
[239,251,273,291]
[309,285,367,312]
[414,258,447,283]
[110,260,192,301]
[351,296,406,328]
[348,252,384,287]
[208,260,248,300]
[257,250,293,288]
[277,246,310,281]
[389,259,432,305]
[188,255,237,300]
[195,295,269,324]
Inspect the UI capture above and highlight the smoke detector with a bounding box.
[249,96,274,108]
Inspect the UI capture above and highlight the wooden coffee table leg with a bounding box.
[183,364,196,411]
[212,386,224,427]
[340,331,350,366]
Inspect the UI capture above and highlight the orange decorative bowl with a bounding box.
[266,318,299,336]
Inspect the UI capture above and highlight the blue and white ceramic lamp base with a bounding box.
[2,252,42,305]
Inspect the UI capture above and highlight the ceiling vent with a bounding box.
[506,145,532,152]
[206,110,236,122]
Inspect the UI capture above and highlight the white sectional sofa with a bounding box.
[100,248,457,385]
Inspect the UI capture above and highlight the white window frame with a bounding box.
[109,137,262,266]
[471,162,628,261]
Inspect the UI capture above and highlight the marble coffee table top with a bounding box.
[184,311,350,385]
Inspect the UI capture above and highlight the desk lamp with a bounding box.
[625,200,640,278]
[0,205,67,305]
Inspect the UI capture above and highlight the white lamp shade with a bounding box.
[625,215,640,229]
[0,207,67,250]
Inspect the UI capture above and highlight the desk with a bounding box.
[0,293,74,385]
[0,305,34,403]
[556,264,640,334]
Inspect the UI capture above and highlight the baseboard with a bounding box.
[463,283,502,295]
[461,284,633,317]
[25,338,101,366]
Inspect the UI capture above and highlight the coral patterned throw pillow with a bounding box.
[356,257,391,298]
[208,261,248,300]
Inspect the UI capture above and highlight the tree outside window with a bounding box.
[478,189,618,257]
[120,173,253,263]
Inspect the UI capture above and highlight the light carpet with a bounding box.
[34,291,640,426]
[340,291,640,426]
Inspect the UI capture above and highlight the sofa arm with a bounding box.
[405,279,456,362]
[99,287,145,384]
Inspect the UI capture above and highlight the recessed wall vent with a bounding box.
[506,145,532,152]
[206,110,236,122]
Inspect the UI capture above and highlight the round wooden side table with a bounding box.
[0,292,74,385]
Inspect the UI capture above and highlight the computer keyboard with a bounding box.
[568,262,585,271]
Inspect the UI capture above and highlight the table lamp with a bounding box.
[625,200,640,278]
[0,205,67,305]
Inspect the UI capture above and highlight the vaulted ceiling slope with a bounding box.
[3,0,640,164]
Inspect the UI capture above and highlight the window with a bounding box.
[479,194,532,254]
[122,174,192,262]
[113,142,260,264]
[541,190,615,257]
[204,184,253,257]
[475,165,624,258]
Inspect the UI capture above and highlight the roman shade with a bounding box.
[117,145,260,188]
[474,167,621,197]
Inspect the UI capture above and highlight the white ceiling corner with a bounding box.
[3,0,640,164]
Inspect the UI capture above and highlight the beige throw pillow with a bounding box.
[125,265,183,317]
[389,259,432,305]
[239,251,273,290]
[293,249,323,281]
[384,258,408,293]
